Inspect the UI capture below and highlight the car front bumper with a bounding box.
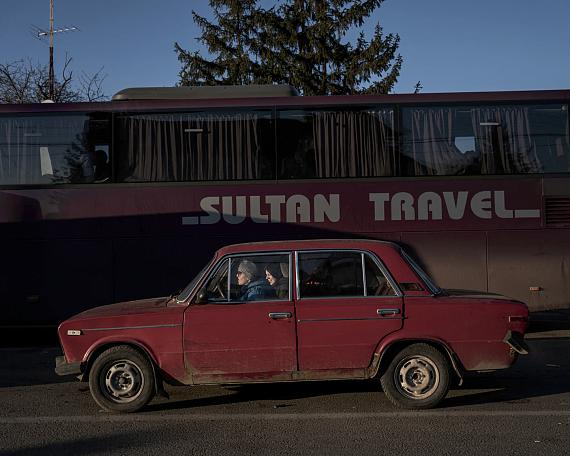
[54,355,82,376]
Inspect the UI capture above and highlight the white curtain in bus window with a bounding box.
[501,104,570,173]
[312,109,396,177]
[116,111,272,182]
[0,115,93,185]
[470,106,541,174]
[402,104,570,176]
[405,107,477,176]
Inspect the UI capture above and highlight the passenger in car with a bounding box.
[265,263,289,299]
[237,260,275,301]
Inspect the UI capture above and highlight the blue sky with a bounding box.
[1,0,569,98]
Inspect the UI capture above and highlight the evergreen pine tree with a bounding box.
[175,0,262,85]
[175,0,402,94]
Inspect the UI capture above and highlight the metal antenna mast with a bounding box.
[34,0,79,100]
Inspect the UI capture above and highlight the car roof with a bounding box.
[216,239,401,257]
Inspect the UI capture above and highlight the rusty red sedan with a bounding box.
[55,239,529,412]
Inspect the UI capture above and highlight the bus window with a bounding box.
[401,103,570,176]
[115,109,275,183]
[529,104,570,173]
[0,113,111,185]
[277,107,397,179]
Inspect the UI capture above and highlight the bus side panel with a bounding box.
[0,239,114,325]
[112,237,219,304]
[400,231,488,293]
[488,230,570,311]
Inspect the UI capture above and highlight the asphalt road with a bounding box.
[0,336,569,455]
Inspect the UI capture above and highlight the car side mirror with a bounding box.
[195,288,209,304]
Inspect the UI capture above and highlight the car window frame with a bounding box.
[400,249,441,295]
[195,251,293,304]
[294,249,402,300]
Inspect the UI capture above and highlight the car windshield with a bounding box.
[176,256,215,302]
[401,250,442,295]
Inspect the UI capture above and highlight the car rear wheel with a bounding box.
[380,343,450,409]
[89,345,155,413]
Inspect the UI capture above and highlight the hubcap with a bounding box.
[103,360,144,403]
[394,355,440,400]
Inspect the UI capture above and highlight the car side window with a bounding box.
[298,251,364,298]
[229,254,290,302]
[364,254,397,296]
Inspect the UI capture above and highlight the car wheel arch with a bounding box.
[83,341,161,390]
[370,338,464,386]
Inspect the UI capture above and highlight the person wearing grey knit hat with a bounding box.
[237,260,257,285]
[237,259,275,301]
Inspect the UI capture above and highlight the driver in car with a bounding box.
[236,260,276,301]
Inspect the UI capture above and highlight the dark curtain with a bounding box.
[119,112,263,182]
[312,110,396,177]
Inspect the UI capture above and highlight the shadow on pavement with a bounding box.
[2,338,569,411]
[0,427,181,456]
[0,346,66,388]
[443,337,570,408]
[146,379,381,412]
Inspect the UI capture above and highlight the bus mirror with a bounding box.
[195,288,209,304]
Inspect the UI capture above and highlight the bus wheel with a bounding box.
[89,345,155,413]
[380,343,450,409]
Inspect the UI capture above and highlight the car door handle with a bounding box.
[269,312,292,320]
[377,308,400,316]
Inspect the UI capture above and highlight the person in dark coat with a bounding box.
[265,263,289,299]
[237,260,275,301]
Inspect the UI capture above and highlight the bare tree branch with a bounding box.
[0,56,108,104]
[78,66,107,102]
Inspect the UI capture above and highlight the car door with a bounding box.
[295,250,404,371]
[184,252,297,382]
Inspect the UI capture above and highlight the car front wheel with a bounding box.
[89,345,156,413]
[380,343,450,409]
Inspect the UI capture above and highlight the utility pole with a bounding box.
[49,0,54,100]
[34,0,78,101]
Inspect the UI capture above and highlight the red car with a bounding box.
[55,239,529,412]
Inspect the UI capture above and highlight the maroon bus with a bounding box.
[1,85,569,327]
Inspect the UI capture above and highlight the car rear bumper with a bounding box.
[503,330,530,355]
[55,355,82,376]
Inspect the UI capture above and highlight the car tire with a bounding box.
[88,345,156,413]
[380,343,450,410]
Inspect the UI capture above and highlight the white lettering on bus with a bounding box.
[443,192,468,220]
[418,192,443,220]
[182,194,340,225]
[391,192,415,221]
[182,191,539,225]
[369,191,540,221]
[471,191,492,219]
